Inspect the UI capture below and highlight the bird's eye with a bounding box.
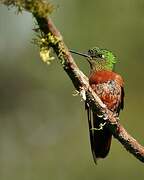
[99,54,105,58]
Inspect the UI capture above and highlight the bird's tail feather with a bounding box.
[87,109,112,162]
[92,113,112,159]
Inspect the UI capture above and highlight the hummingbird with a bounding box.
[70,47,124,163]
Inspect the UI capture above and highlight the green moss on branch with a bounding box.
[0,0,53,17]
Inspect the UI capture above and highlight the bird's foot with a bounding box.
[113,112,119,122]
[103,112,119,124]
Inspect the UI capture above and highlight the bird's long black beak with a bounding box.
[70,50,91,59]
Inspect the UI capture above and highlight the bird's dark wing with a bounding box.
[117,86,125,114]
[120,87,125,110]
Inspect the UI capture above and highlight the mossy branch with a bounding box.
[0,0,53,16]
[1,0,144,163]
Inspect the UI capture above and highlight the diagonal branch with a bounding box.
[34,17,144,163]
[1,0,144,163]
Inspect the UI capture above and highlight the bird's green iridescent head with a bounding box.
[87,47,117,72]
[70,47,117,72]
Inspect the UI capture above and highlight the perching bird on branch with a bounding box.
[70,47,124,163]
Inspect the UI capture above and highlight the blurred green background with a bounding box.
[0,0,144,180]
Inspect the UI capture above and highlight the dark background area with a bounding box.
[0,0,144,179]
